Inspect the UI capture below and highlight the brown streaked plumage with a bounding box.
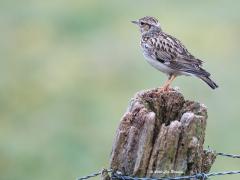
[132,16,218,91]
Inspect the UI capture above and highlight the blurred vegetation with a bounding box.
[0,0,240,180]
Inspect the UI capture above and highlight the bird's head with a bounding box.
[131,16,161,34]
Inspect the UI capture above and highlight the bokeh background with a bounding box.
[1,1,240,180]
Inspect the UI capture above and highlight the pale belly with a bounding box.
[143,52,191,76]
[143,52,175,74]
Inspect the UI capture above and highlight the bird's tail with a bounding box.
[198,75,218,89]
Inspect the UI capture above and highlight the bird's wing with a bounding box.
[150,33,209,76]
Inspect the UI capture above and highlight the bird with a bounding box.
[131,16,218,91]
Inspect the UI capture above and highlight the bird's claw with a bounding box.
[158,85,170,93]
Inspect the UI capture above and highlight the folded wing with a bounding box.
[151,32,209,76]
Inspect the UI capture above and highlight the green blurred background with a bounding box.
[1,0,240,180]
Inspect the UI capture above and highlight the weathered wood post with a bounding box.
[109,88,216,178]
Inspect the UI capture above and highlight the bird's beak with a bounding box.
[131,20,139,25]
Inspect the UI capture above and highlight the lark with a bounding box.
[132,16,218,91]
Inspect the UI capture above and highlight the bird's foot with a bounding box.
[158,84,170,93]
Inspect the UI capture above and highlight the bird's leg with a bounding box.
[159,74,176,92]
[158,75,171,92]
[167,74,176,90]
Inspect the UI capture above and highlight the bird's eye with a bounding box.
[140,22,144,26]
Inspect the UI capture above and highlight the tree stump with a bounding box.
[110,88,216,178]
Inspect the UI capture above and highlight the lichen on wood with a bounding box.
[110,88,216,178]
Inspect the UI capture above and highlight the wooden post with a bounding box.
[110,88,216,178]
